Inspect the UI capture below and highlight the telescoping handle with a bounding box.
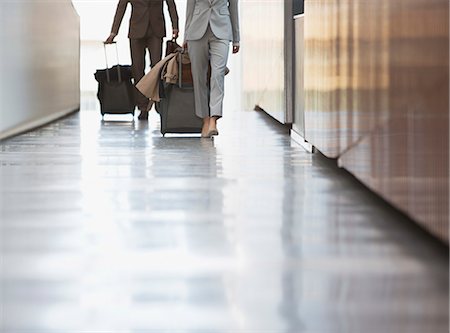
[178,48,188,88]
[103,42,122,83]
[178,52,183,88]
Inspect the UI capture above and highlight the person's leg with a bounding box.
[208,36,230,134]
[188,32,211,136]
[135,36,163,119]
[147,36,163,68]
[129,38,149,113]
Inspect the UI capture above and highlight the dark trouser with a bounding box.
[130,35,163,110]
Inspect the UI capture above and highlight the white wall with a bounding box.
[0,0,80,139]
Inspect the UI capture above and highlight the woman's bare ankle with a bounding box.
[209,116,218,130]
[201,117,211,136]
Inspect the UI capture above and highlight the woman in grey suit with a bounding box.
[184,0,240,138]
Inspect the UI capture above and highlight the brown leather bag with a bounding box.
[177,51,194,86]
[165,38,181,56]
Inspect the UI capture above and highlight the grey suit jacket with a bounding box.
[185,0,240,43]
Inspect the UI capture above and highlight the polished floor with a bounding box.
[0,106,448,333]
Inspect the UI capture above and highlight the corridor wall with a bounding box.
[0,1,80,140]
[304,0,449,242]
[240,0,290,124]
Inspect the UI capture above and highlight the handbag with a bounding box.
[165,38,181,56]
[178,50,194,86]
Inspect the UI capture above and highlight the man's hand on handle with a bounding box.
[104,33,116,44]
[172,29,179,39]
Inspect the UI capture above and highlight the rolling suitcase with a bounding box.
[158,51,202,136]
[94,42,136,117]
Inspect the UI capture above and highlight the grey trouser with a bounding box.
[188,26,230,119]
[130,35,163,110]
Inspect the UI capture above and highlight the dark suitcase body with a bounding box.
[157,51,202,136]
[158,83,202,135]
[94,44,136,117]
[95,65,135,116]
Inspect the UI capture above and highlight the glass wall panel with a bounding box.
[304,0,449,242]
[241,0,285,123]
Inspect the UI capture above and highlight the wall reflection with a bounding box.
[304,0,449,241]
[241,0,286,122]
[293,16,305,137]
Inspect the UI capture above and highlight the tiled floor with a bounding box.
[0,107,448,333]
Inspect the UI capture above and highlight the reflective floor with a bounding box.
[0,107,448,333]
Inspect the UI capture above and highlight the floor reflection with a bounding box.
[0,106,448,332]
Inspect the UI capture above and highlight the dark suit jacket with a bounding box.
[111,0,179,39]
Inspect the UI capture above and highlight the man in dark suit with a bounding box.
[105,0,179,120]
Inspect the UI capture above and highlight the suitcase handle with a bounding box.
[178,48,189,88]
[103,42,122,83]
[178,52,183,88]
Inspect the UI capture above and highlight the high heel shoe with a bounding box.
[207,129,219,137]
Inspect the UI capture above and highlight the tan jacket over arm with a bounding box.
[135,52,178,102]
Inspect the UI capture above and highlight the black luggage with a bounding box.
[157,51,202,136]
[159,83,202,135]
[94,43,136,117]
